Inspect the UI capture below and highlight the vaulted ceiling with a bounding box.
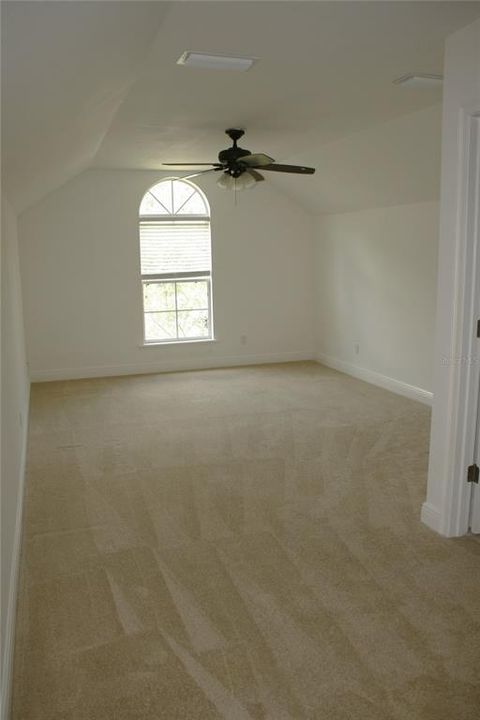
[1,1,168,211]
[3,1,480,214]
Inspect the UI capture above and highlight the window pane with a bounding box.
[177,309,209,338]
[171,179,207,215]
[145,312,177,341]
[176,281,208,310]
[176,192,207,215]
[143,282,175,311]
[139,191,168,216]
[149,181,173,213]
[172,181,195,214]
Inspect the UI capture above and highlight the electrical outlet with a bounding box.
[354,343,360,355]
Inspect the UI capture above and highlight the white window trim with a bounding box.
[140,338,218,349]
[138,179,214,346]
[140,215,211,223]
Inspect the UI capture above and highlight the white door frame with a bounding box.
[441,105,480,536]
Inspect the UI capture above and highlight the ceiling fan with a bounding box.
[163,128,315,190]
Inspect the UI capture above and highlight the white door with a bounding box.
[424,21,480,537]
[457,110,480,536]
[470,377,480,533]
[468,114,480,534]
[455,111,480,536]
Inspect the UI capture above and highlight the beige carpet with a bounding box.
[11,361,480,719]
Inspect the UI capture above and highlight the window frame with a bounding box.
[142,275,213,345]
[139,179,215,346]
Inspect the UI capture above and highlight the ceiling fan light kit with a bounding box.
[217,171,256,191]
[163,128,316,193]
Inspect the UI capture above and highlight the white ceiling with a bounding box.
[3,1,480,213]
[266,102,443,214]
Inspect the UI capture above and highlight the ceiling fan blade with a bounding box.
[240,153,274,167]
[180,168,223,181]
[247,169,265,182]
[163,163,222,169]
[259,163,315,175]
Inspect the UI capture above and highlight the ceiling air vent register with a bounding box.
[177,51,257,72]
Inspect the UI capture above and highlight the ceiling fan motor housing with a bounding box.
[218,128,251,176]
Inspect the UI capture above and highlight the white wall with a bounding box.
[1,195,30,716]
[315,201,439,401]
[424,18,480,536]
[19,170,315,380]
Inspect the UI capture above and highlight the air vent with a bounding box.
[177,51,256,72]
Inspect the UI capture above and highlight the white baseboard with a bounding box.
[315,352,433,406]
[30,351,315,382]
[1,391,30,720]
[421,502,443,534]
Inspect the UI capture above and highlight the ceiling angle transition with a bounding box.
[393,73,443,88]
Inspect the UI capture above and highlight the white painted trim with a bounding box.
[29,351,315,382]
[1,390,29,720]
[421,502,443,534]
[443,109,480,537]
[140,338,217,348]
[426,103,480,538]
[316,352,433,405]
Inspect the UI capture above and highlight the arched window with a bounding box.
[139,178,213,344]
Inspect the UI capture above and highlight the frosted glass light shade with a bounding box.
[236,172,256,190]
[217,172,235,190]
[217,172,256,191]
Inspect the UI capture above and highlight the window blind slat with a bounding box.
[140,221,211,275]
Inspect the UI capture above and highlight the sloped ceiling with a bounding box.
[2,1,480,214]
[1,1,169,212]
[274,103,443,215]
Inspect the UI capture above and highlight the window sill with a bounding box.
[139,338,217,348]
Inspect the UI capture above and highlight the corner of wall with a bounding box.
[315,352,433,406]
[313,201,438,399]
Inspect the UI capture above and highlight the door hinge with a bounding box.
[477,319,480,338]
[467,464,480,484]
